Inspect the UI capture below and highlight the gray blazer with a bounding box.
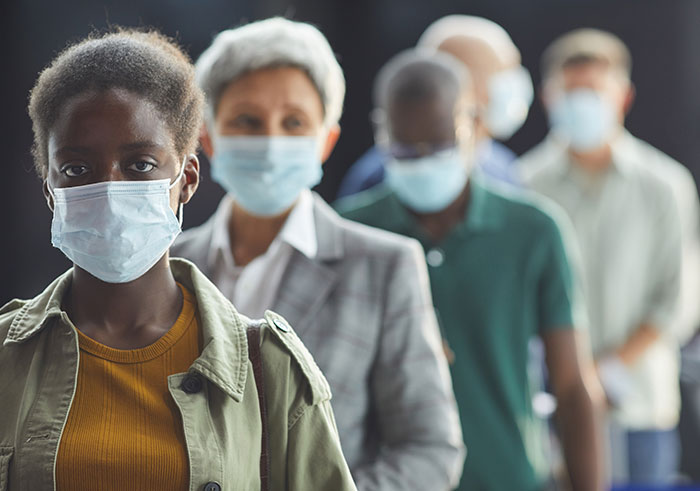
[172,194,464,491]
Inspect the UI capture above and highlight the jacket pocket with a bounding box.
[0,447,13,491]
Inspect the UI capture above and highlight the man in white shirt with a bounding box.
[518,28,696,484]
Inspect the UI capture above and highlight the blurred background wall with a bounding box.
[3,0,700,304]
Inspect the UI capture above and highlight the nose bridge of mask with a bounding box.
[210,134,323,217]
[48,154,188,198]
[213,135,322,172]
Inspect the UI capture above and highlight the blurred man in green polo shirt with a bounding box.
[336,48,603,491]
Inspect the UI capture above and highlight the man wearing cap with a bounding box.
[336,15,533,198]
[519,28,697,483]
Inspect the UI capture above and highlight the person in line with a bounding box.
[0,29,357,490]
[336,15,533,198]
[171,18,464,491]
[337,48,603,491]
[518,28,689,484]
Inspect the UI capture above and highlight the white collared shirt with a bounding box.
[518,131,686,429]
[206,189,317,319]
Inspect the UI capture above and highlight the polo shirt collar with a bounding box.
[384,178,503,240]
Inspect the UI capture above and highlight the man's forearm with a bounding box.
[616,323,661,366]
[556,380,604,491]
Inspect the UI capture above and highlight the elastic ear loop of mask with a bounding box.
[47,182,56,213]
[173,154,198,227]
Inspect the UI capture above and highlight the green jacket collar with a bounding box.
[4,258,249,402]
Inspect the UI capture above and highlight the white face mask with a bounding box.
[548,88,616,152]
[385,146,469,213]
[211,135,323,216]
[484,65,534,140]
[49,157,186,283]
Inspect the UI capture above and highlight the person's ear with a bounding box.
[539,80,554,113]
[320,124,341,164]
[622,82,636,117]
[179,154,200,205]
[42,179,54,212]
[200,124,214,159]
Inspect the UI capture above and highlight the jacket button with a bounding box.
[181,374,203,394]
[203,482,221,491]
[273,317,290,333]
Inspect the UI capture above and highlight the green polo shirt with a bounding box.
[336,180,577,491]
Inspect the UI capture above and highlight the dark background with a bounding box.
[3,0,700,304]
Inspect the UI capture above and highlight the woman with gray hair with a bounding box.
[172,17,465,491]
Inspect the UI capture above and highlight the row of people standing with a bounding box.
[173,15,603,490]
[1,13,695,491]
[338,16,700,487]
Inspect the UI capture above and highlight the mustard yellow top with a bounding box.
[56,284,200,491]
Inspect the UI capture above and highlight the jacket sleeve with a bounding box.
[260,312,357,491]
[352,240,465,491]
[286,400,357,491]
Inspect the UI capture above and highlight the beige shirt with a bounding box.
[206,189,317,319]
[518,132,684,429]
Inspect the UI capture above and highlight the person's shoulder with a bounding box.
[0,298,31,343]
[478,179,567,233]
[171,211,218,258]
[0,271,73,346]
[334,184,393,221]
[256,310,331,407]
[629,135,696,191]
[516,138,563,177]
[322,192,422,260]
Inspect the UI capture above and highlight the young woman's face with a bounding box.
[45,87,193,213]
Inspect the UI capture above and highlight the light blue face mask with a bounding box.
[485,65,534,140]
[211,135,323,217]
[548,88,616,151]
[49,158,186,284]
[385,146,469,213]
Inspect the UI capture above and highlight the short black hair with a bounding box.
[28,28,204,178]
[373,48,469,113]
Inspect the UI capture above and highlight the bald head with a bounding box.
[417,16,533,141]
[419,16,520,100]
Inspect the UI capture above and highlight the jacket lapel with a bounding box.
[272,254,338,337]
[270,195,343,337]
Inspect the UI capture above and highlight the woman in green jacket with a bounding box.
[0,28,356,491]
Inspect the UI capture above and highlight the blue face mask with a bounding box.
[211,135,323,217]
[548,88,616,151]
[49,158,186,283]
[385,147,468,213]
